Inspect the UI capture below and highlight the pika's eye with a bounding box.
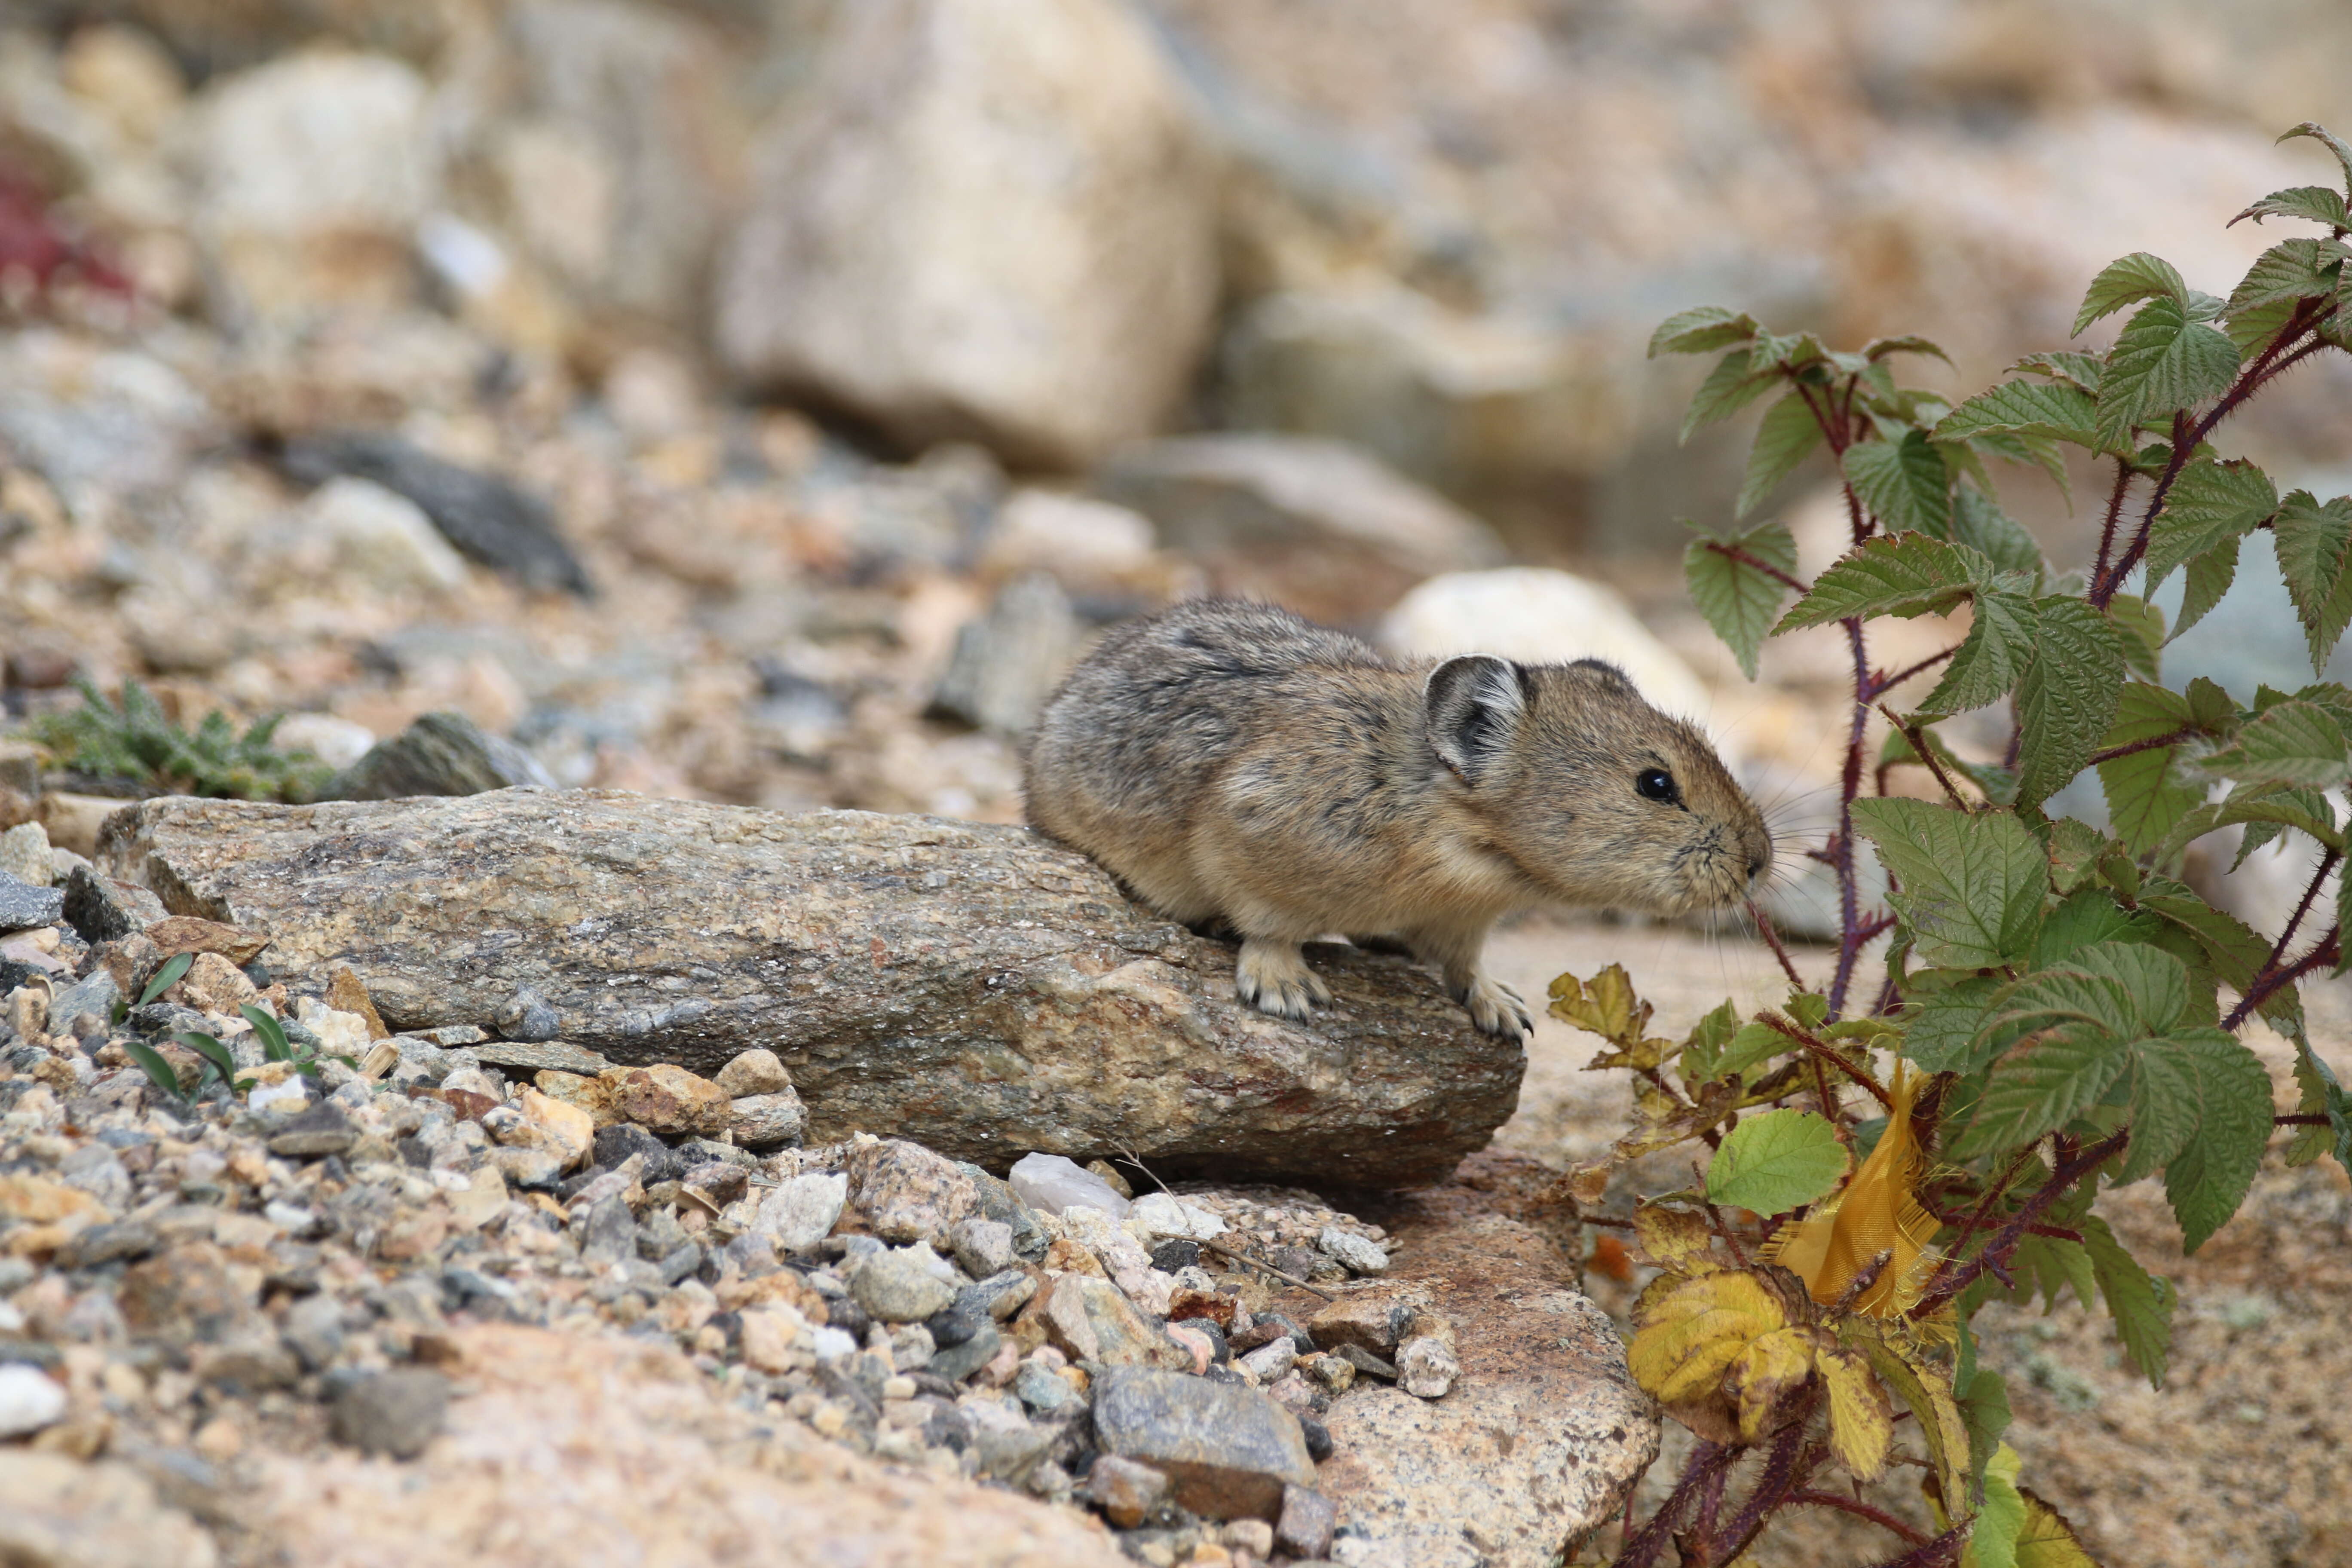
[1635,767,1678,803]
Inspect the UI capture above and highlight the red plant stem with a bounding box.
[2277,1113,2331,1127]
[1746,897,1809,990]
[1879,705,1970,809]
[1714,1421,1819,1565]
[1702,539,1811,595]
[1760,1014,1896,1109]
[2088,456,2135,599]
[2084,726,2196,768]
[1868,1524,1970,1568]
[1827,616,1873,1021]
[2221,848,2340,1030]
[1788,1491,1931,1547]
[1914,1130,2127,1315]
[2222,931,2342,1032]
[1610,1442,1736,1568]
[1868,642,1964,699]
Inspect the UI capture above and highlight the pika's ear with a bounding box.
[1567,658,1633,691]
[1424,655,1526,782]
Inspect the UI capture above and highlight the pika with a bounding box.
[1023,598,1771,1039]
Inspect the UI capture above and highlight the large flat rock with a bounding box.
[97,791,1522,1185]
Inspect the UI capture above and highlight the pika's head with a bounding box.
[1423,654,1771,916]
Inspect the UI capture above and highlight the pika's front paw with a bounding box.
[1455,976,1532,1040]
[1236,940,1332,1020]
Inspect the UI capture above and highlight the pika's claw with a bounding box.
[1455,975,1532,1040]
[1236,939,1331,1020]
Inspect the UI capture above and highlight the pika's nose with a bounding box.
[1745,853,1767,881]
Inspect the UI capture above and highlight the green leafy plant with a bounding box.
[1571,123,2352,1568]
[26,678,331,802]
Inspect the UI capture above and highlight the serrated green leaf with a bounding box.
[1903,977,2007,1073]
[1966,1442,2030,1568]
[2144,458,2278,591]
[2073,252,2189,335]
[1684,519,1800,680]
[1844,429,1953,535]
[1715,1020,1795,1081]
[2014,599,2130,808]
[1680,349,1780,442]
[2139,883,2307,1040]
[2096,296,2243,445]
[2098,682,2201,855]
[1852,799,2048,968]
[2199,698,2352,787]
[2030,889,2147,966]
[2278,122,2352,196]
[1748,328,1827,374]
[1681,998,1742,1083]
[2107,593,2165,682]
[2285,1040,2352,1171]
[1955,1029,2130,1157]
[2006,351,2105,395]
[1778,533,1991,630]
[1864,334,1953,365]
[1957,1362,2013,1484]
[2070,940,2191,1035]
[1948,487,2046,582]
[1921,590,2040,715]
[1706,1109,1850,1216]
[2272,489,2352,670]
[1932,379,2107,450]
[2143,1027,2275,1252]
[2172,536,2239,641]
[1649,305,1761,358]
[2232,184,2352,230]
[2223,294,2304,358]
[1736,394,1825,519]
[1993,967,2137,1041]
[2081,1213,2172,1386]
[2228,237,2347,315]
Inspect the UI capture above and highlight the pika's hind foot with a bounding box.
[1236,938,1332,1020]
[1453,975,1532,1040]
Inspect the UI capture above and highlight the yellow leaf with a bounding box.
[1628,1270,1787,1405]
[2011,1488,2101,1568]
[1761,1059,1940,1316]
[1633,1202,1714,1271]
[1551,965,1677,1069]
[1853,1320,1975,1522]
[1727,1325,1819,1442]
[1816,1342,1894,1480]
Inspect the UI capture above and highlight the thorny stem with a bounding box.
[1868,643,1964,700]
[2083,726,2196,768]
[2089,455,2135,597]
[1868,1524,1970,1568]
[1914,1130,2128,1316]
[2220,849,2340,1032]
[1746,897,1809,990]
[1827,615,1874,1021]
[1610,1442,1736,1568]
[1701,539,1811,595]
[1760,1014,1896,1110]
[1715,1420,1820,1565]
[1879,705,1971,810]
[2222,931,2343,1033]
[1788,1491,1931,1547]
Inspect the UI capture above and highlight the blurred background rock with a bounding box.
[3,0,2350,926]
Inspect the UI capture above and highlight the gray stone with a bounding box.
[957,1164,1049,1261]
[852,1248,958,1324]
[282,434,591,597]
[924,1320,1001,1384]
[97,793,1520,1185]
[1092,1366,1317,1522]
[62,862,165,943]
[323,710,555,802]
[579,1194,639,1267]
[949,1218,1016,1280]
[280,1293,347,1372]
[58,1145,132,1212]
[1095,434,1508,627]
[1085,1453,1169,1528]
[1318,1226,1390,1277]
[1276,1484,1338,1561]
[928,573,1082,735]
[266,1102,357,1160]
[0,871,62,934]
[1014,1360,1078,1414]
[0,823,49,889]
[729,1090,805,1149]
[470,1038,612,1076]
[957,1269,1038,1323]
[57,1221,158,1270]
[330,1368,449,1458]
[754,1172,848,1255]
[714,0,1220,469]
[46,968,119,1035]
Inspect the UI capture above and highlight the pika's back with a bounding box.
[1024,598,1394,840]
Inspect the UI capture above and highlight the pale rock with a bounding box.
[1379,569,1714,733]
[713,1047,793,1098]
[728,1092,805,1149]
[928,572,1081,735]
[1318,1226,1390,1276]
[1009,1152,1130,1220]
[293,998,374,1060]
[0,1363,67,1437]
[1238,1336,1297,1385]
[302,477,471,595]
[518,1087,594,1171]
[0,1451,217,1568]
[738,1303,813,1375]
[1396,1335,1459,1399]
[755,1172,848,1254]
[1131,1192,1228,1242]
[1098,434,1509,627]
[193,52,438,317]
[948,1218,1016,1279]
[715,0,1220,467]
[0,822,52,888]
[246,1069,309,1114]
[841,1137,979,1245]
[980,488,1158,590]
[270,714,377,772]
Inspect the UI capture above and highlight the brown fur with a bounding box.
[1023,599,1771,1037]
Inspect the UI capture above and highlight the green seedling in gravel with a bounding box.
[24,677,331,802]
[121,1038,187,1101]
[1575,123,2352,1568]
[138,952,192,1007]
